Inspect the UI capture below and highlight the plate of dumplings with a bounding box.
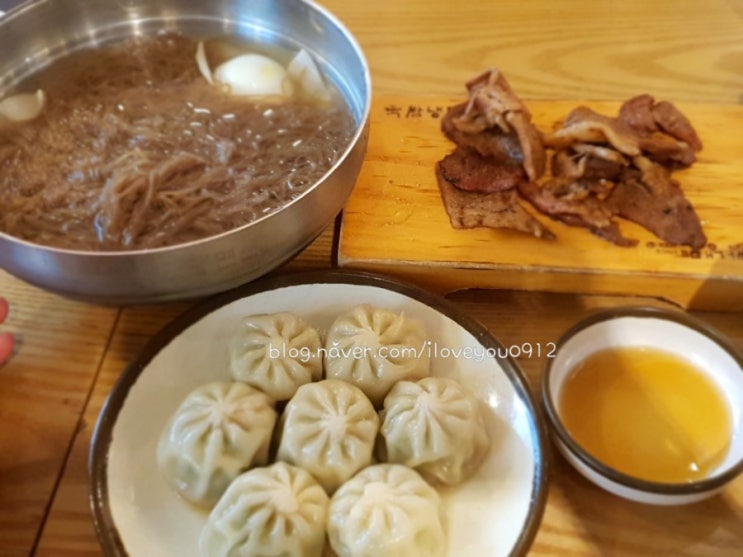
[90,270,548,557]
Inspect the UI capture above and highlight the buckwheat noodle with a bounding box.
[0,35,354,250]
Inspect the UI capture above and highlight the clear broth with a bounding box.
[559,346,732,483]
[0,34,354,251]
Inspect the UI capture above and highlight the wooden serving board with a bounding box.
[338,96,743,311]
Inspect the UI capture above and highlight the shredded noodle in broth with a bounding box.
[0,34,355,250]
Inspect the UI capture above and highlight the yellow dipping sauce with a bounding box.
[559,346,732,483]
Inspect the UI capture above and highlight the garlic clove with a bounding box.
[0,89,46,122]
[213,53,293,98]
[288,49,331,102]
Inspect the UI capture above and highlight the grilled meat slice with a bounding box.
[551,144,628,181]
[544,106,641,156]
[651,100,703,152]
[617,94,657,133]
[618,95,701,166]
[442,103,525,165]
[518,179,637,247]
[606,156,707,249]
[437,147,525,193]
[637,133,696,167]
[435,159,554,238]
[446,69,546,180]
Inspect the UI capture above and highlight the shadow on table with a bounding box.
[547,456,743,556]
[686,251,743,313]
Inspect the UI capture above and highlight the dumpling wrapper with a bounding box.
[380,377,491,486]
[276,379,379,493]
[200,462,329,557]
[324,304,431,406]
[328,464,447,557]
[229,312,323,401]
[157,381,277,507]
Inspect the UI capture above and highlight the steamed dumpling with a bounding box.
[276,379,379,493]
[380,377,491,486]
[328,464,446,557]
[324,304,431,406]
[200,462,328,557]
[157,381,277,506]
[229,312,322,401]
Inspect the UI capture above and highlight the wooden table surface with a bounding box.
[1,0,742,555]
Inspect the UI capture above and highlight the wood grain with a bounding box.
[34,301,191,557]
[319,0,743,104]
[339,96,743,310]
[0,272,118,555]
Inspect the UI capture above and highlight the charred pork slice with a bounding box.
[445,69,547,180]
[606,157,707,249]
[437,147,525,193]
[442,103,525,165]
[637,133,696,167]
[518,180,637,247]
[619,93,702,149]
[617,94,657,133]
[504,109,547,181]
[651,100,703,152]
[453,69,534,133]
[544,106,641,156]
[435,160,554,238]
[618,95,700,166]
[551,145,627,181]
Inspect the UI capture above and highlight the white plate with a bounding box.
[90,270,548,556]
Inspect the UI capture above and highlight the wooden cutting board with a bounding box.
[338,96,743,311]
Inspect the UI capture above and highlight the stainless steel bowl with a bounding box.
[0,0,370,304]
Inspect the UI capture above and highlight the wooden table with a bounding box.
[1,0,742,555]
